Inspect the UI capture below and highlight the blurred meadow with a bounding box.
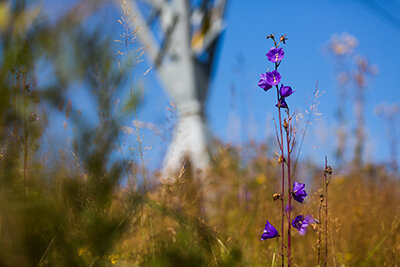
[0,0,399,266]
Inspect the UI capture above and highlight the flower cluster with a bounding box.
[258,34,318,267]
[261,180,309,239]
[259,35,307,242]
[290,181,311,235]
[257,44,294,109]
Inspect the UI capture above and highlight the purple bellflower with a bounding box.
[292,181,308,203]
[258,73,273,91]
[279,84,294,98]
[276,98,288,109]
[266,47,285,63]
[265,70,281,86]
[292,215,314,235]
[261,220,279,240]
[276,84,294,109]
[285,204,293,216]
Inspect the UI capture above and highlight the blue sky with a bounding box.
[204,0,400,168]
[42,0,400,170]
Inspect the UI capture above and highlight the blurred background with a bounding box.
[40,0,400,172]
[0,0,399,266]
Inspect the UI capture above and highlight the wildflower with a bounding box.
[258,73,272,91]
[280,34,288,44]
[285,204,293,215]
[276,84,294,109]
[266,47,285,63]
[292,181,308,203]
[266,33,275,40]
[265,70,281,86]
[276,98,288,109]
[261,220,279,240]
[292,215,313,235]
[279,84,294,98]
[108,254,119,264]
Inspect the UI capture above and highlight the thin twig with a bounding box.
[37,236,56,267]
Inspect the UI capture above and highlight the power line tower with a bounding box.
[120,0,227,182]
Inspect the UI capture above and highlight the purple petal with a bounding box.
[292,215,312,235]
[266,47,285,63]
[285,204,293,215]
[258,73,273,91]
[292,215,304,230]
[265,70,281,86]
[305,215,314,224]
[276,98,288,109]
[279,84,294,98]
[261,220,279,240]
[293,181,305,192]
[293,181,307,203]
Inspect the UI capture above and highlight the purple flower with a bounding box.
[292,181,308,203]
[292,215,313,235]
[279,84,294,98]
[258,73,273,91]
[285,204,293,216]
[266,47,285,63]
[265,70,281,86]
[261,220,279,240]
[276,98,288,109]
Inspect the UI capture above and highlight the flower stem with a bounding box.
[286,111,292,267]
[323,156,331,267]
[317,195,323,266]
[270,38,287,267]
[274,63,285,266]
[277,107,285,267]
[271,238,279,267]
